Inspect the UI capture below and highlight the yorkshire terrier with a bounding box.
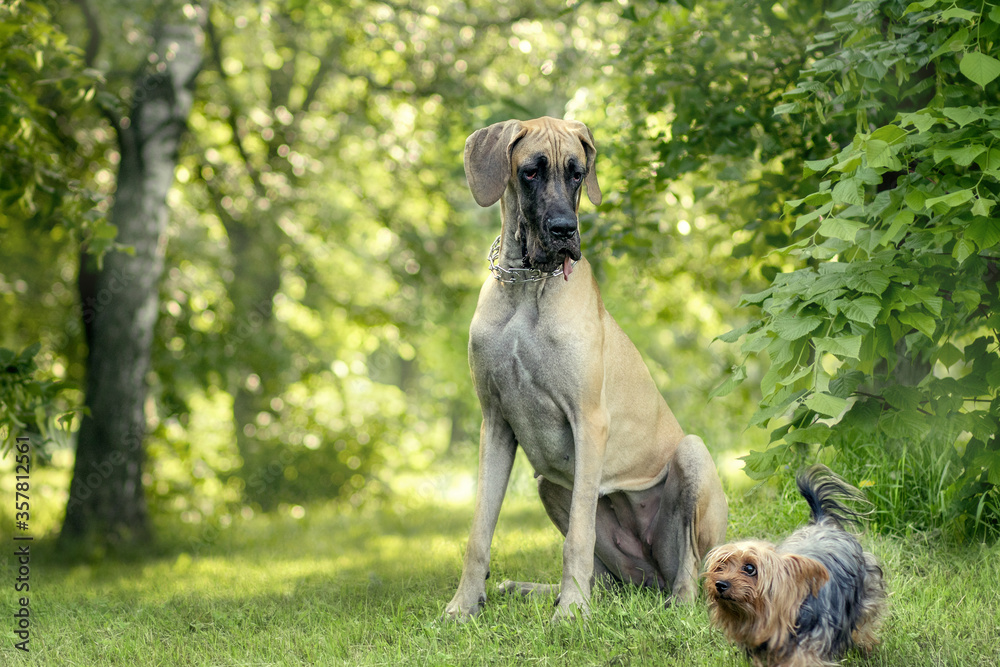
[703,466,886,667]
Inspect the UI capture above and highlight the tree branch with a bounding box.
[72,0,102,68]
[203,4,266,198]
[298,39,340,115]
[854,391,932,416]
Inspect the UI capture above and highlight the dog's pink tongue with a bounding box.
[563,255,573,281]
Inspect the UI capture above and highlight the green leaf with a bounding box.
[774,102,801,115]
[818,217,866,241]
[941,7,979,22]
[831,178,864,205]
[846,270,891,295]
[716,321,757,344]
[857,58,889,81]
[804,157,835,174]
[740,288,775,305]
[903,0,939,13]
[838,296,882,325]
[829,153,862,174]
[814,334,863,359]
[750,388,807,427]
[830,369,866,398]
[880,409,926,439]
[865,139,896,169]
[899,111,937,133]
[880,209,913,246]
[784,423,833,445]
[933,145,986,166]
[898,310,938,339]
[965,218,1000,250]
[869,124,907,144]
[960,51,1000,88]
[883,385,922,411]
[953,237,977,264]
[971,197,996,217]
[940,106,983,128]
[743,331,771,354]
[905,188,928,211]
[772,314,823,341]
[741,445,791,481]
[974,147,1000,173]
[805,392,849,417]
[925,189,974,210]
[794,201,834,231]
[930,28,970,61]
[935,342,964,369]
[952,289,981,312]
[917,290,944,318]
[709,364,747,400]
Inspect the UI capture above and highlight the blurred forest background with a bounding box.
[2,0,999,553]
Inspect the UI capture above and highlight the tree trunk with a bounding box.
[227,219,284,509]
[60,20,202,549]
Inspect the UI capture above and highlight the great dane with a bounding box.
[445,116,728,621]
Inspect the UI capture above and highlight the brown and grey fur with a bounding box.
[443,117,728,622]
[703,466,886,667]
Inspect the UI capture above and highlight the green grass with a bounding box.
[2,477,999,666]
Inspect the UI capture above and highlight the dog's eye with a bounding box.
[523,169,538,181]
[742,563,757,577]
[572,172,583,183]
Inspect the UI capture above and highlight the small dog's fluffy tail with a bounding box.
[796,465,872,530]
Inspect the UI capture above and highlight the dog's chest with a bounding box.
[470,302,581,483]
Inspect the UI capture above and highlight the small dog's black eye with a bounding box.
[742,563,757,577]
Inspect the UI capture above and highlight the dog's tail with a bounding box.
[796,465,872,530]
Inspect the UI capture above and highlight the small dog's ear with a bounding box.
[783,554,830,596]
[703,546,725,569]
[464,120,527,207]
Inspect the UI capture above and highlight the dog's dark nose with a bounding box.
[715,580,730,594]
[549,216,577,239]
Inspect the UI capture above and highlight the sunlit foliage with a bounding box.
[0,1,106,450]
[718,0,1000,541]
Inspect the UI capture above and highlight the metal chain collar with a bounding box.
[486,235,576,284]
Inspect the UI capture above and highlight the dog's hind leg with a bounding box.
[851,551,887,653]
[650,435,728,604]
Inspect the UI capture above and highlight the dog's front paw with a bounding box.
[550,590,590,622]
[664,577,698,607]
[442,591,486,622]
[550,600,590,622]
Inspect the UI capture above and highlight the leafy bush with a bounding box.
[717,0,1000,541]
[0,344,77,456]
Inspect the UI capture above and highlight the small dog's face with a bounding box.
[703,541,829,648]
[704,542,766,608]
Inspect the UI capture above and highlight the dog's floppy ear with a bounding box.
[782,554,830,597]
[569,121,602,206]
[464,120,526,207]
